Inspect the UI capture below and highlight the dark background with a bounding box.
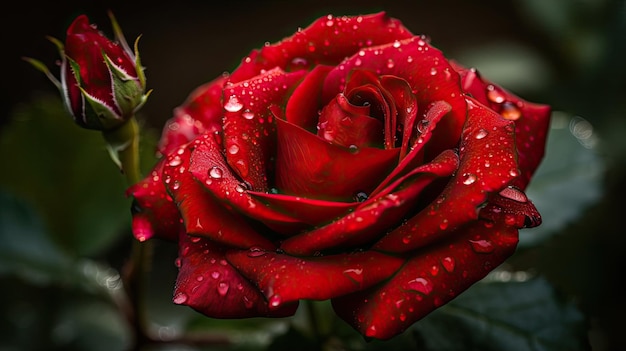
[2,1,625,350]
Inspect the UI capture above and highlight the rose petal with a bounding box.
[370,100,452,197]
[322,36,467,161]
[280,150,458,256]
[162,142,275,250]
[332,216,519,340]
[188,133,305,233]
[375,97,519,253]
[316,93,384,148]
[126,159,181,242]
[222,68,307,191]
[285,64,334,131]
[247,191,356,226]
[229,12,414,83]
[480,185,542,228]
[158,76,227,156]
[452,62,551,189]
[226,249,404,306]
[174,232,297,318]
[275,117,399,201]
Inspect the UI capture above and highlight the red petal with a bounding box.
[322,36,467,160]
[174,233,297,318]
[126,159,181,242]
[162,142,275,250]
[226,249,404,306]
[332,217,519,340]
[370,100,452,197]
[374,97,519,253]
[247,191,356,226]
[452,63,551,189]
[316,93,384,148]
[188,133,304,231]
[158,76,227,156]
[285,65,333,131]
[275,117,399,201]
[229,12,414,83]
[222,68,307,191]
[481,186,542,228]
[280,150,458,256]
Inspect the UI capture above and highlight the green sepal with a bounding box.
[103,53,146,118]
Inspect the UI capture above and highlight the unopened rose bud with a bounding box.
[25,12,150,131]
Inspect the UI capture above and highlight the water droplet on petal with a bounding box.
[469,239,495,253]
[247,246,267,257]
[217,281,229,296]
[486,85,505,104]
[269,294,282,308]
[353,191,368,202]
[499,186,528,203]
[243,295,254,309]
[343,268,364,285]
[501,102,522,120]
[174,257,182,268]
[407,277,433,295]
[386,58,395,69]
[441,256,455,272]
[173,292,188,304]
[168,156,182,167]
[224,95,243,112]
[211,271,220,279]
[474,128,488,139]
[209,167,223,179]
[242,109,255,120]
[462,173,477,185]
[228,144,240,155]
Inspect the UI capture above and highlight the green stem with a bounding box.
[103,117,153,350]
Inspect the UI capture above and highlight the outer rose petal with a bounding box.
[229,12,414,83]
[279,150,459,256]
[158,75,227,156]
[451,62,551,189]
[375,97,519,253]
[161,141,275,250]
[222,68,307,191]
[174,232,297,318]
[226,250,404,306]
[126,159,181,241]
[332,215,519,340]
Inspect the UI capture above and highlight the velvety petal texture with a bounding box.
[129,12,551,340]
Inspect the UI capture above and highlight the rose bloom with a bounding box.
[128,12,550,340]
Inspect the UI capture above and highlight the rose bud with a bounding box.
[127,13,551,339]
[25,12,149,131]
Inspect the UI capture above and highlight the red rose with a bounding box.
[128,12,550,340]
[60,14,148,130]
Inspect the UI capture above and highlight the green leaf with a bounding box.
[520,112,604,248]
[0,95,136,256]
[411,275,589,351]
[0,190,72,284]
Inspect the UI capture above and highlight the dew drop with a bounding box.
[217,281,229,296]
[499,186,528,203]
[211,271,221,279]
[247,246,267,257]
[269,294,282,308]
[441,256,455,272]
[343,268,364,285]
[462,173,477,185]
[196,275,204,282]
[174,257,182,268]
[241,109,255,120]
[407,277,433,295]
[486,85,505,104]
[209,166,223,179]
[168,156,182,167]
[501,102,522,120]
[353,191,368,202]
[228,144,240,155]
[474,128,488,139]
[224,95,243,112]
[243,295,254,309]
[430,67,437,75]
[402,235,411,244]
[173,292,188,304]
[430,265,440,276]
[386,58,395,69]
[439,219,449,230]
[469,239,495,253]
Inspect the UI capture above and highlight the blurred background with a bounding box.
[1,0,625,350]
